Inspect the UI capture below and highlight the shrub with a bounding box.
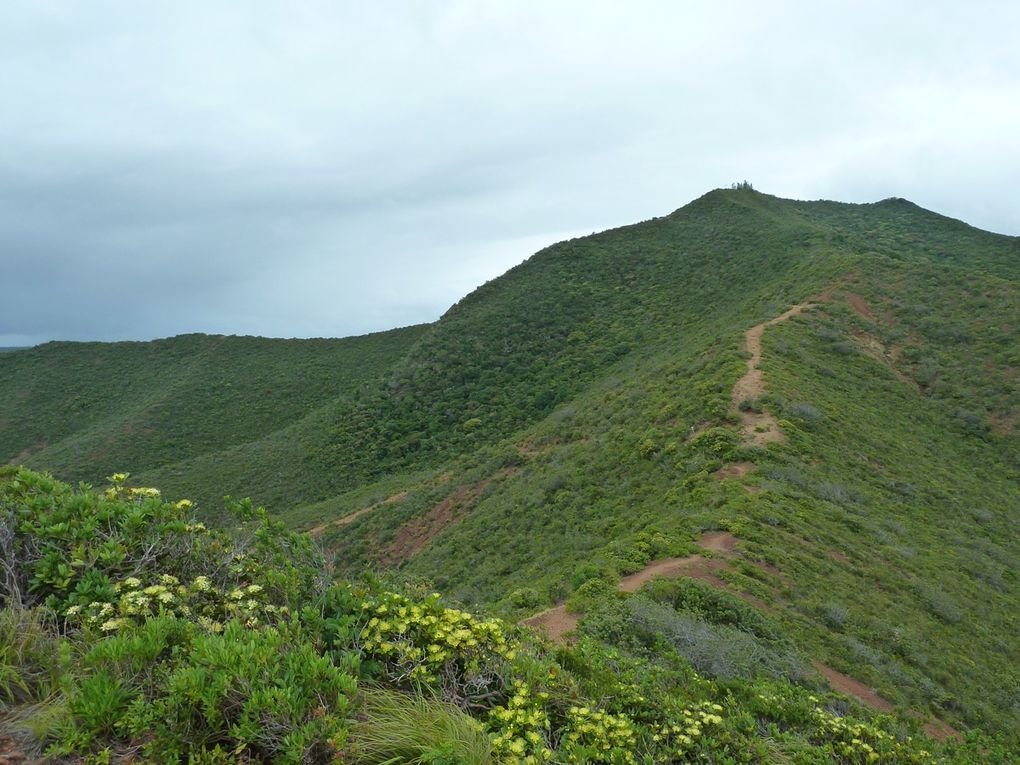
[0,469,325,625]
[52,616,357,764]
[507,587,541,611]
[688,427,740,459]
[351,590,516,707]
[565,578,615,615]
[822,602,850,630]
[638,577,783,644]
[787,401,823,422]
[600,596,804,681]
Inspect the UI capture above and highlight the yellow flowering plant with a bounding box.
[559,704,638,764]
[356,590,515,687]
[68,575,283,635]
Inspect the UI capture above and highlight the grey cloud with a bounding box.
[1,1,1018,345]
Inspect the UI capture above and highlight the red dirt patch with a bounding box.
[812,662,961,741]
[384,470,512,564]
[851,331,920,392]
[524,531,752,643]
[844,292,877,322]
[812,661,894,713]
[384,486,476,563]
[922,717,963,742]
[5,441,46,467]
[618,555,730,593]
[990,410,1020,435]
[713,462,754,479]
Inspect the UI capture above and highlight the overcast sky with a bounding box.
[2,1,1018,345]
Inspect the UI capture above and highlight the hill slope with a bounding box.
[1,326,428,500]
[3,188,1019,739]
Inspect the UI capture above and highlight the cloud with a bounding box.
[2,1,1018,344]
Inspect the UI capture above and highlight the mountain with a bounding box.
[2,188,1019,742]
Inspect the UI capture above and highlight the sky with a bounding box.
[2,1,1019,345]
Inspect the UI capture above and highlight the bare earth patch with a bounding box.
[384,469,514,564]
[851,331,920,392]
[384,485,479,564]
[698,530,739,553]
[990,409,1020,435]
[5,441,46,467]
[521,605,579,643]
[523,532,740,642]
[844,291,877,322]
[618,555,731,594]
[812,662,961,741]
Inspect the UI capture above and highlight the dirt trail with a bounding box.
[308,491,407,539]
[521,529,961,741]
[812,661,894,712]
[522,532,739,641]
[618,555,729,593]
[732,303,816,446]
[811,662,961,741]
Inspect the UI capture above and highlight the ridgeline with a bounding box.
[2,188,1018,761]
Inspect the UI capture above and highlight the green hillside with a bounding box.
[1,326,428,501]
[2,188,1019,755]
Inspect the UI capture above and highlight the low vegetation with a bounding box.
[3,469,1016,762]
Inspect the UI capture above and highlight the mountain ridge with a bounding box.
[3,188,1018,738]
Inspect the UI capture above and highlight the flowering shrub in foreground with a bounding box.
[356,590,515,684]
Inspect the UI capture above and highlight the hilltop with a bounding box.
[2,188,1019,751]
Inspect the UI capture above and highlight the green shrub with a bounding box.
[638,577,783,644]
[0,469,325,626]
[565,578,615,615]
[688,427,740,459]
[52,617,357,764]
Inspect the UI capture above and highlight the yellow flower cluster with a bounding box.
[810,705,933,764]
[651,701,723,754]
[102,471,162,501]
[488,681,553,764]
[358,591,515,683]
[562,705,638,764]
[68,575,279,633]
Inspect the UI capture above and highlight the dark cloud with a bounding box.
[2,2,1018,345]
